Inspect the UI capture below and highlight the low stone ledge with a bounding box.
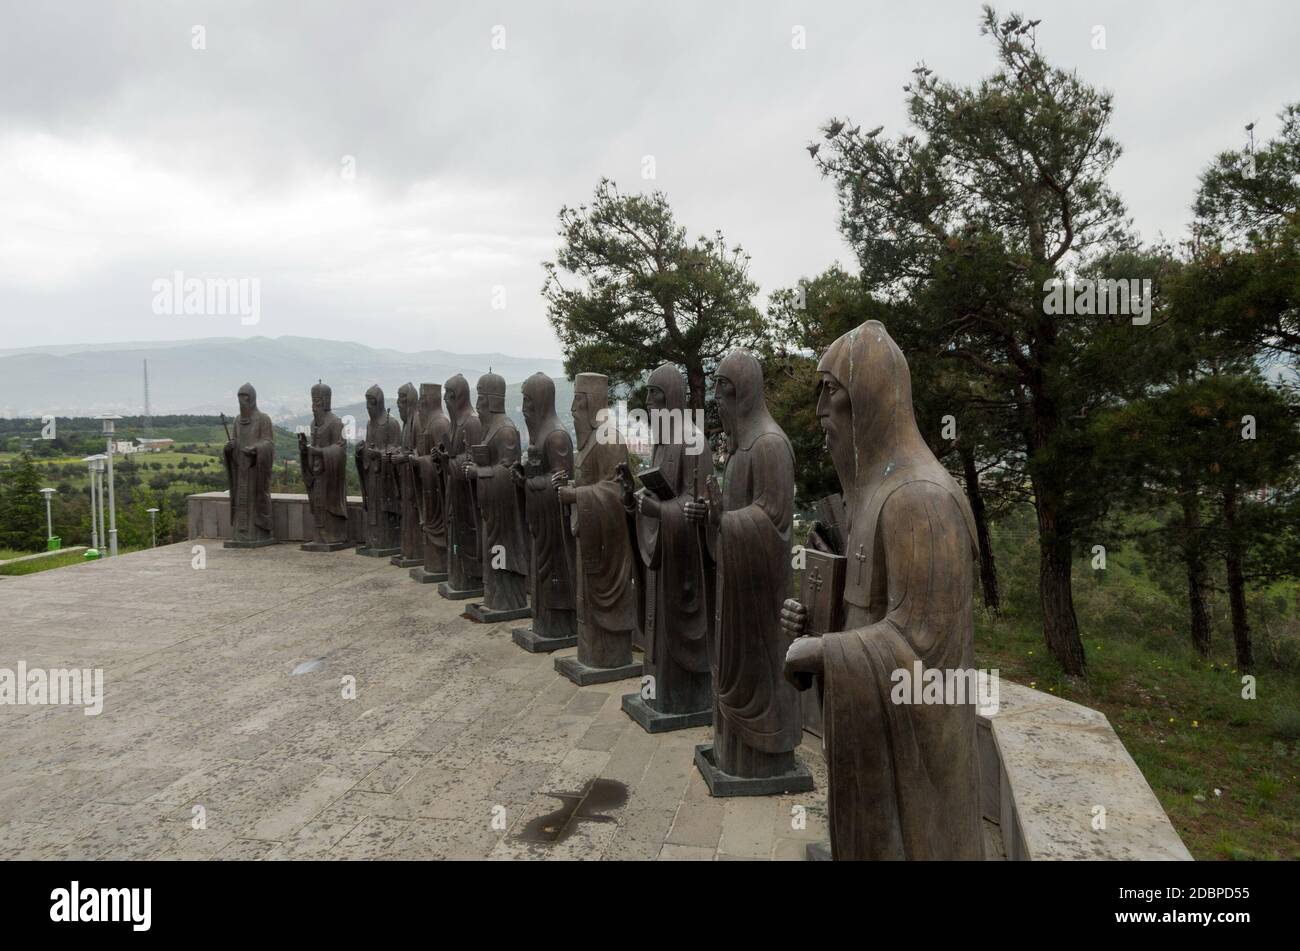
[978,681,1192,860]
[186,491,365,544]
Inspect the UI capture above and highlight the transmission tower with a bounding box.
[143,359,152,435]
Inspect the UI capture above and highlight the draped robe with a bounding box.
[813,321,984,860]
[524,427,576,636]
[224,410,274,542]
[445,409,484,591]
[571,436,636,668]
[412,406,451,573]
[705,429,802,776]
[631,366,711,715]
[356,413,402,552]
[301,411,348,544]
[474,414,530,610]
[395,403,423,564]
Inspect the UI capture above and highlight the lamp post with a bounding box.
[96,415,122,556]
[39,487,55,542]
[81,455,102,552]
[147,507,159,548]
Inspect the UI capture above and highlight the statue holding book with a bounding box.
[780,321,984,860]
[619,363,713,732]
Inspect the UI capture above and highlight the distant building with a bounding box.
[136,438,174,452]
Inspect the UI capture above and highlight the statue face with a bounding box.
[571,393,592,434]
[714,376,737,436]
[397,389,414,422]
[238,389,254,416]
[366,391,381,418]
[444,382,459,414]
[311,392,326,416]
[817,371,854,482]
[475,392,491,417]
[522,392,536,428]
[646,386,666,411]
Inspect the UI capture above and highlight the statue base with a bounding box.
[621,692,711,734]
[693,744,814,798]
[511,626,577,653]
[438,581,484,600]
[356,545,400,558]
[465,602,532,624]
[805,842,832,861]
[554,654,643,687]
[390,555,422,568]
[224,538,278,550]
[409,566,449,584]
[300,540,350,552]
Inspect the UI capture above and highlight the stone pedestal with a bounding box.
[555,654,642,687]
[300,540,350,553]
[438,581,484,600]
[357,545,400,558]
[805,842,832,861]
[693,744,814,798]
[466,602,532,624]
[390,555,422,568]
[621,692,711,734]
[511,626,577,653]
[224,538,278,550]
[409,566,448,584]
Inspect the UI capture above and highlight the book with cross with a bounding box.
[801,493,847,635]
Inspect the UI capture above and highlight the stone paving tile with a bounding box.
[0,541,829,860]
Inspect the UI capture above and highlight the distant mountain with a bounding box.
[0,336,567,419]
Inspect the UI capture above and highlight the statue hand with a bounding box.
[683,499,708,523]
[549,470,566,490]
[779,599,807,638]
[510,462,526,486]
[558,485,577,505]
[636,493,661,520]
[783,635,824,691]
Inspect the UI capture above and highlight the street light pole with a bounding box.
[82,455,101,551]
[97,415,122,556]
[147,507,159,548]
[39,487,55,541]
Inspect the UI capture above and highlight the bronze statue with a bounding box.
[512,372,577,651]
[438,373,484,600]
[410,382,452,583]
[355,384,403,557]
[298,381,350,551]
[685,350,811,796]
[464,372,532,622]
[620,363,713,732]
[781,321,984,859]
[554,372,641,686]
[390,382,424,568]
[223,383,277,548]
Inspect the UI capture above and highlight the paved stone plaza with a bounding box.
[0,541,831,860]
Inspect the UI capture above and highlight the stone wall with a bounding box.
[186,491,366,544]
[978,681,1192,860]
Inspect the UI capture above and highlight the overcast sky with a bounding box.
[1,0,1295,359]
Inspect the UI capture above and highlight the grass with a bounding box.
[0,549,93,576]
[975,611,1300,860]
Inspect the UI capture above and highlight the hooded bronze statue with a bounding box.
[298,381,350,551]
[410,382,452,583]
[462,372,531,621]
[438,373,484,599]
[553,372,641,685]
[223,382,276,548]
[390,382,424,568]
[685,350,811,795]
[620,363,713,731]
[355,384,403,556]
[511,372,577,650]
[781,321,984,860]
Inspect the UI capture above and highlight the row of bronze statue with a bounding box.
[221,321,985,861]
